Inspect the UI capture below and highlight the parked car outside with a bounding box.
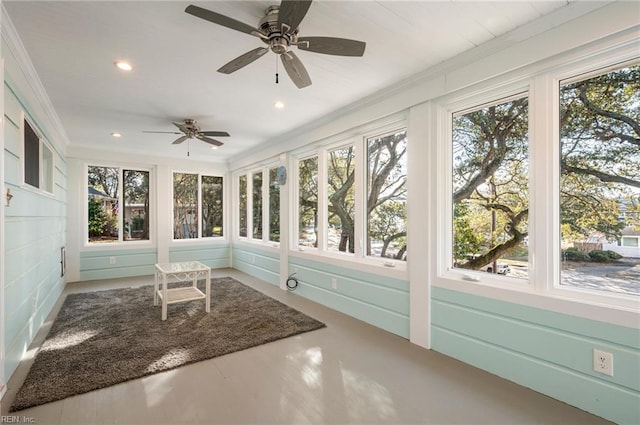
[480,262,510,275]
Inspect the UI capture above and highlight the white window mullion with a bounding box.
[262,166,269,243]
[318,150,327,252]
[247,172,254,240]
[354,137,365,258]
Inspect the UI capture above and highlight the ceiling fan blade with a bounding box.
[200,131,230,137]
[172,135,189,145]
[277,0,312,34]
[185,5,260,37]
[218,47,269,74]
[281,51,311,89]
[297,37,366,56]
[142,131,182,134]
[196,134,224,146]
[172,121,190,133]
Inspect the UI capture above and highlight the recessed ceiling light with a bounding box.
[111,132,122,138]
[274,101,285,109]
[114,61,132,71]
[211,146,218,150]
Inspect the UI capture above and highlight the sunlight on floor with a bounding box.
[44,329,98,350]
[342,367,398,422]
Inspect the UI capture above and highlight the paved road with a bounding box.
[562,263,640,296]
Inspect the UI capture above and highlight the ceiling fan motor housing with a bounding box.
[259,6,297,54]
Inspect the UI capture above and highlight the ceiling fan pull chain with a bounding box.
[275,55,279,84]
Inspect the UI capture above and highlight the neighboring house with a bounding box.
[603,227,640,258]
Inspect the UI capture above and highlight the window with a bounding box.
[269,167,280,242]
[202,176,223,237]
[88,166,149,243]
[328,146,355,254]
[123,170,150,241]
[367,131,407,260]
[298,156,318,248]
[253,172,263,239]
[291,122,408,265]
[236,166,281,243]
[452,95,529,279]
[23,117,54,193]
[173,172,223,239]
[239,175,247,237]
[559,64,639,295]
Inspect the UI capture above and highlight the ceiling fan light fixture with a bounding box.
[211,146,219,150]
[114,61,133,71]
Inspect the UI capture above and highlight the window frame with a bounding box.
[21,113,54,195]
[171,171,225,242]
[234,161,281,246]
[432,51,639,314]
[290,116,408,274]
[85,163,153,247]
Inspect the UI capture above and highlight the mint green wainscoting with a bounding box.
[289,257,409,338]
[79,248,157,281]
[3,82,67,380]
[431,287,640,425]
[169,243,230,269]
[231,245,279,286]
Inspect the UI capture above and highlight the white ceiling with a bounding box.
[4,1,589,163]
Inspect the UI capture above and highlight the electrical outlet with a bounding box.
[109,256,116,265]
[593,349,614,376]
[331,278,337,290]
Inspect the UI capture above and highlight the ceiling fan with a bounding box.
[143,119,230,147]
[184,1,366,89]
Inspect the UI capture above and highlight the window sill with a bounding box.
[434,271,639,328]
[289,249,408,280]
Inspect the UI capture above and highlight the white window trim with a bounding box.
[20,112,55,196]
[233,160,281,247]
[290,116,409,275]
[431,40,639,326]
[84,162,154,249]
[170,170,225,243]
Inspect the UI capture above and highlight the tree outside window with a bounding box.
[239,175,247,237]
[88,166,149,243]
[452,96,530,278]
[253,172,263,239]
[328,146,355,254]
[299,156,318,248]
[173,173,198,239]
[202,176,223,237]
[173,173,224,239]
[269,167,280,242]
[559,64,639,295]
[367,130,407,261]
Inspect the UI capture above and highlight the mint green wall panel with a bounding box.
[4,82,21,125]
[79,248,158,281]
[232,246,279,286]
[3,152,19,186]
[288,257,409,338]
[3,116,19,157]
[432,287,640,425]
[168,244,230,266]
[79,265,156,281]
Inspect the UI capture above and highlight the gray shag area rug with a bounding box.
[10,277,325,412]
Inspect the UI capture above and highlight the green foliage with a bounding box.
[453,202,483,263]
[588,250,611,262]
[88,197,107,237]
[605,250,623,260]
[563,247,590,262]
